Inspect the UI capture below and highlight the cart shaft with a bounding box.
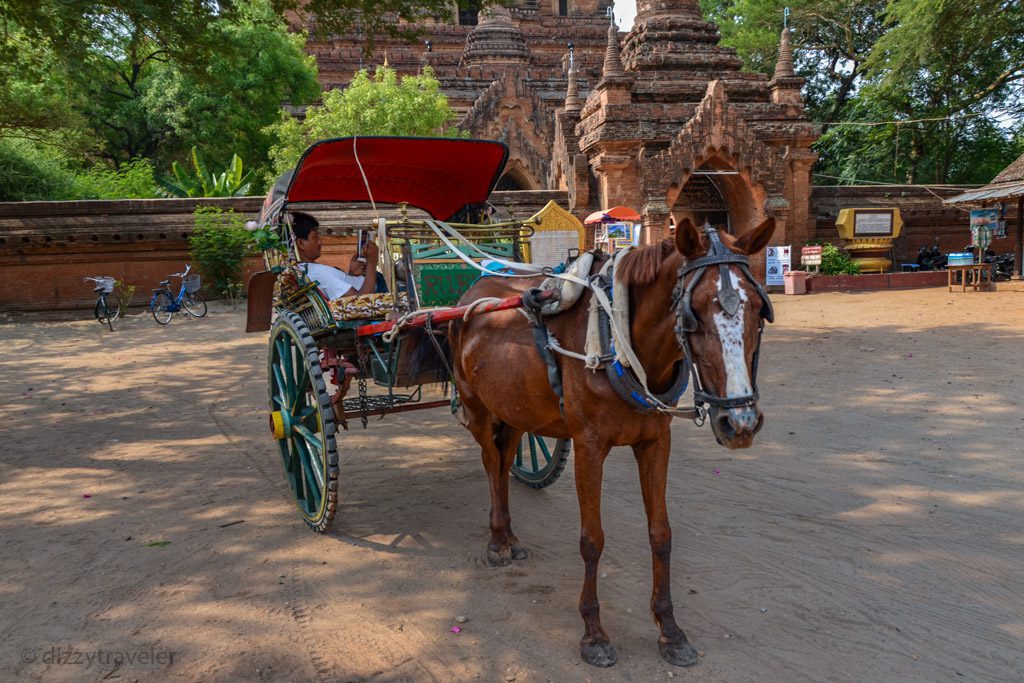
[355,290,555,337]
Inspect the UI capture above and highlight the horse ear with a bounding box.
[674,218,701,258]
[733,216,775,256]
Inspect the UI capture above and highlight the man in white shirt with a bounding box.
[292,211,380,299]
[291,211,381,425]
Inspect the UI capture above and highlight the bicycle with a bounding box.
[149,264,208,325]
[84,276,122,331]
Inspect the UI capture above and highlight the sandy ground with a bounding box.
[1,286,1023,683]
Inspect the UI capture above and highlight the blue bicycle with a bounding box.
[150,264,208,325]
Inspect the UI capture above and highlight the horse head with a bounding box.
[673,217,775,449]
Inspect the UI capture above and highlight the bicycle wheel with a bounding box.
[182,292,207,318]
[151,291,173,325]
[94,296,114,331]
[106,293,123,322]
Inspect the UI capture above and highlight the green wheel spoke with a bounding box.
[293,424,324,455]
[529,435,540,472]
[294,437,326,491]
[271,361,290,407]
[536,436,552,463]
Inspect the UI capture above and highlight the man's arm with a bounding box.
[355,242,380,295]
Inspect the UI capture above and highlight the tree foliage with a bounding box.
[266,65,464,176]
[161,148,254,198]
[701,0,1024,185]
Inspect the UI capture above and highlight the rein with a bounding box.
[673,225,774,414]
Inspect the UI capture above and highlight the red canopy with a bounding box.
[285,137,510,221]
[584,205,641,224]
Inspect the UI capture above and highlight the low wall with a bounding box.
[811,185,1021,263]
[3,185,1017,312]
[0,191,567,312]
[805,270,949,292]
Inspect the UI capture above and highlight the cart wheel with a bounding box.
[268,311,338,532]
[511,434,571,489]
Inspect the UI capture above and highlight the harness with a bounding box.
[673,225,774,415]
[523,224,773,423]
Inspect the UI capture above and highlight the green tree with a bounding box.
[861,0,1024,183]
[266,65,464,176]
[64,0,319,173]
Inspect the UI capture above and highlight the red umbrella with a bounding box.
[584,205,641,224]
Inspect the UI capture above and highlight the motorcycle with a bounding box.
[915,240,946,271]
[965,245,1015,281]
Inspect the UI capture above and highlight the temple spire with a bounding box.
[773,26,795,79]
[602,16,625,77]
[564,45,581,112]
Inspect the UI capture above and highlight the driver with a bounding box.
[291,211,380,298]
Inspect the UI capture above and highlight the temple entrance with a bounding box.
[495,161,538,191]
[672,171,730,233]
[669,160,763,237]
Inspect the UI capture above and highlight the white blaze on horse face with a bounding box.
[712,272,753,398]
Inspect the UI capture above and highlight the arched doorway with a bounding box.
[669,158,764,236]
[495,161,538,191]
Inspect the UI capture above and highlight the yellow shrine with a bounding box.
[834,208,904,273]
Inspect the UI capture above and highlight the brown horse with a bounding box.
[449,217,776,668]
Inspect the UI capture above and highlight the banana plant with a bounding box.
[161,147,254,197]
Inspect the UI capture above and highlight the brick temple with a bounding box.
[302,0,820,246]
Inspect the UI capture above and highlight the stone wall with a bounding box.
[811,185,1020,265]
[3,185,1014,312]
[0,190,568,312]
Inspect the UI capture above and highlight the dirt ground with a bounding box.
[1,286,1023,683]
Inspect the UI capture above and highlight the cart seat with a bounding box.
[328,291,408,321]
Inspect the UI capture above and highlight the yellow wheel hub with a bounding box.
[269,411,287,440]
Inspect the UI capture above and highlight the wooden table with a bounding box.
[947,263,990,292]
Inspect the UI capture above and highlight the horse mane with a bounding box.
[615,239,677,286]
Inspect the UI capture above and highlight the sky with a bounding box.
[613,0,637,29]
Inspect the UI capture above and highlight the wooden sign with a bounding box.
[801,245,822,266]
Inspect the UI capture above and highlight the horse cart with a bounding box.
[246,136,582,532]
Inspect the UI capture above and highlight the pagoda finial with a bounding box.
[773,24,795,79]
[383,50,390,68]
[565,43,581,112]
[602,12,625,77]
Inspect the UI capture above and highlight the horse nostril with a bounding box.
[727,407,761,434]
[715,412,734,437]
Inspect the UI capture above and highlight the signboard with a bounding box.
[970,209,999,248]
[835,208,904,240]
[854,210,895,236]
[766,245,791,286]
[801,245,822,267]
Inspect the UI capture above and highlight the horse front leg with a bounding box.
[633,436,699,667]
[574,440,617,667]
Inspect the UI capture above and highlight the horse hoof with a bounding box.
[510,544,529,561]
[486,547,513,567]
[659,638,699,667]
[580,640,617,668]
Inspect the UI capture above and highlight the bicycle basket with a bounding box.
[184,275,201,293]
[97,277,116,294]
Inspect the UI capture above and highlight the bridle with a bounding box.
[673,224,774,415]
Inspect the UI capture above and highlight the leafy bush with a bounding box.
[162,147,253,197]
[0,138,77,200]
[189,207,253,296]
[819,243,861,275]
[72,159,160,199]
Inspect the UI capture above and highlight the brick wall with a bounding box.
[0,191,568,312]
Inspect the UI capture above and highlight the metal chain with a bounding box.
[356,341,371,429]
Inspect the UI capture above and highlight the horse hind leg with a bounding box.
[461,396,525,567]
[487,421,528,565]
[632,438,699,667]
